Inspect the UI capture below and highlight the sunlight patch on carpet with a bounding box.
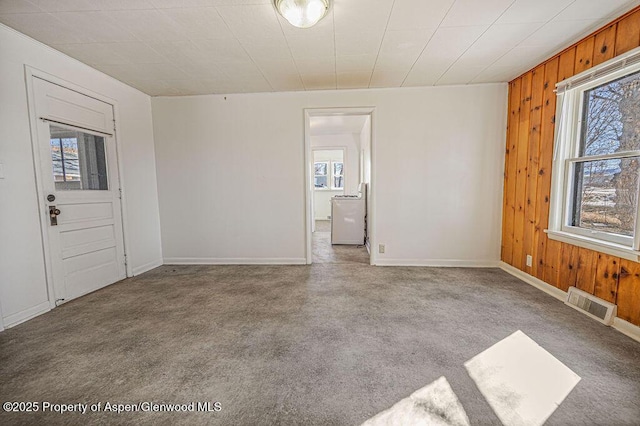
[362,376,470,426]
[464,330,581,426]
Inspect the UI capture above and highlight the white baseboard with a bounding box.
[612,317,640,344]
[498,262,567,301]
[132,258,163,276]
[3,301,50,329]
[499,262,640,344]
[375,259,501,267]
[163,257,307,265]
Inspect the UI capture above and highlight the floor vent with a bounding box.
[565,287,616,325]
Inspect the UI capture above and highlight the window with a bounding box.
[314,159,344,190]
[550,53,640,260]
[332,161,344,189]
[49,124,108,190]
[314,161,328,188]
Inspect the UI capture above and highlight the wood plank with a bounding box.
[557,47,576,82]
[574,37,595,74]
[615,9,640,55]
[593,253,620,304]
[575,247,596,294]
[544,240,561,287]
[522,66,544,271]
[533,58,559,280]
[502,79,522,265]
[541,49,574,286]
[558,244,579,291]
[506,7,640,325]
[500,83,511,262]
[512,71,533,270]
[617,259,640,327]
[593,24,617,66]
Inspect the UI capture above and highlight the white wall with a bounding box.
[0,24,163,327]
[153,83,507,266]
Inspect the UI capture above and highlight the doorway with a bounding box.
[304,108,375,264]
[28,76,127,306]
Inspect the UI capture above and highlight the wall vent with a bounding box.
[565,287,616,326]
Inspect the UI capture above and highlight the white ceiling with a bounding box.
[1,0,639,96]
[310,114,368,136]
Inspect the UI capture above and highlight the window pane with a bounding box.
[580,70,640,157]
[571,157,640,237]
[333,162,343,176]
[314,162,327,176]
[333,176,344,189]
[315,176,328,188]
[49,125,108,190]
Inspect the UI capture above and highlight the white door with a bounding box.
[32,77,126,305]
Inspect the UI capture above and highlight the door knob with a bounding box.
[49,205,61,226]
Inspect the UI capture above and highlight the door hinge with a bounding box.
[118,188,122,199]
[123,253,128,268]
[113,119,116,132]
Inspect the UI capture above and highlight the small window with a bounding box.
[332,161,344,189]
[49,125,108,190]
[550,58,640,258]
[314,161,328,188]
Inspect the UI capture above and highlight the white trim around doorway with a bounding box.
[304,107,376,265]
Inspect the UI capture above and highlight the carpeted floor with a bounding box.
[1,265,639,425]
[313,220,369,264]
[315,220,331,233]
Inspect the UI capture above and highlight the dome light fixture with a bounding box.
[274,0,329,29]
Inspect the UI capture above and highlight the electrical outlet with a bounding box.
[526,254,533,267]
[379,244,385,254]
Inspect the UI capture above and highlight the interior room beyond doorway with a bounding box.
[308,112,371,264]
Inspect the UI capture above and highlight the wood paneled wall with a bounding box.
[502,7,640,327]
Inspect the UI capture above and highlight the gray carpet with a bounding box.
[1,265,640,425]
[313,220,369,264]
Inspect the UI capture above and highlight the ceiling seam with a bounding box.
[126,4,187,96]
[469,0,578,84]
[213,5,276,94]
[433,0,518,86]
[367,0,397,88]
[272,5,306,91]
[399,0,458,87]
[91,2,184,95]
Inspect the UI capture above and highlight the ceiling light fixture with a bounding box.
[274,0,329,29]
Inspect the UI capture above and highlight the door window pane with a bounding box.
[571,157,640,237]
[49,125,108,190]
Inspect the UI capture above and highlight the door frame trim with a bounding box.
[24,66,131,309]
[303,107,376,265]
[0,296,5,331]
